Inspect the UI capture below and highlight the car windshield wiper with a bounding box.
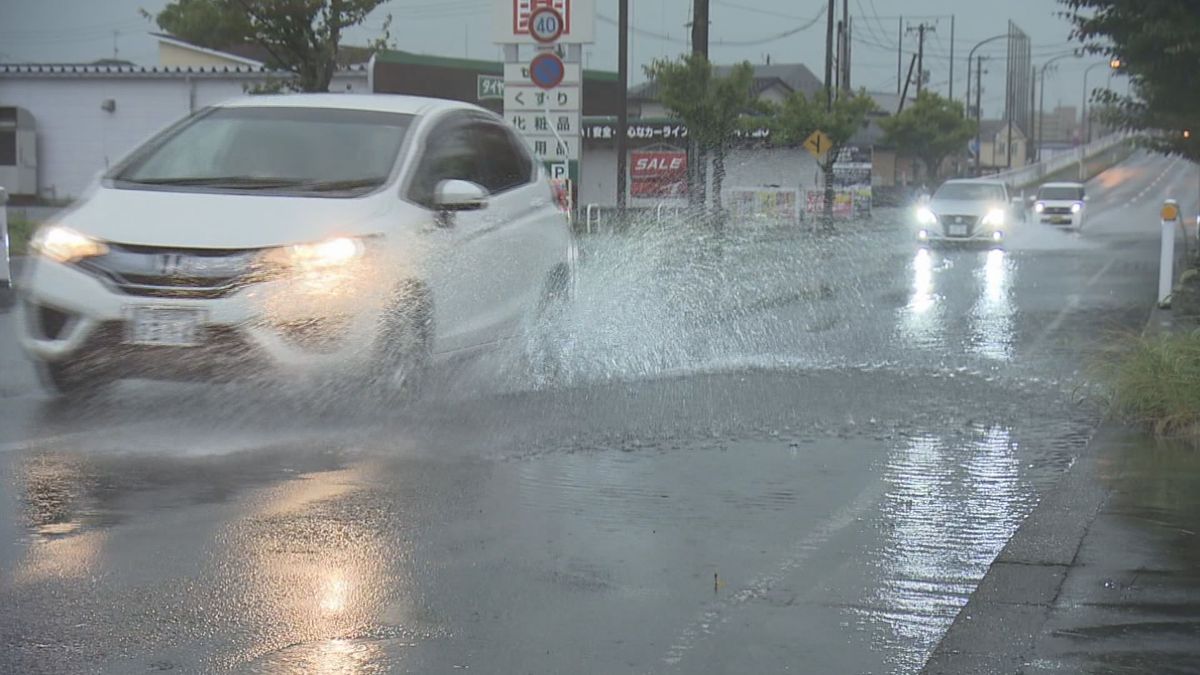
[121,176,306,189]
[297,178,386,192]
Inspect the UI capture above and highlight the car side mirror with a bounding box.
[434,179,488,212]
[1083,195,1089,202]
[1027,195,1038,203]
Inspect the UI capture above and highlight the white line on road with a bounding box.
[660,477,886,669]
[1026,256,1117,358]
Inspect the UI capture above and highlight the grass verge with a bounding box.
[1101,331,1200,438]
[5,215,35,256]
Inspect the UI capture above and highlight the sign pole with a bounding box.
[616,0,629,211]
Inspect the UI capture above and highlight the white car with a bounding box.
[17,94,575,396]
[1032,181,1088,229]
[914,179,1022,246]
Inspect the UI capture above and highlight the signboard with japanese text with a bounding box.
[832,145,872,214]
[525,136,578,160]
[630,149,687,197]
[508,111,580,136]
[581,119,771,143]
[504,85,580,111]
[492,0,595,45]
[728,188,800,225]
[477,75,504,100]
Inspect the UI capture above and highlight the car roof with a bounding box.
[1040,182,1085,188]
[215,93,483,117]
[940,179,1006,187]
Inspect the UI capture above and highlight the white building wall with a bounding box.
[579,145,821,208]
[0,72,368,200]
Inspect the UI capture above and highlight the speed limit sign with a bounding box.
[528,7,564,43]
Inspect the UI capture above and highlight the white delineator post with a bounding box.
[0,186,11,289]
[1159,199,1180,308]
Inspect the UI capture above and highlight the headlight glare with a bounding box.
[1071,202,1082,213]
[263,236,365,271]
[982,209,1006,227]
[1034,202,1045,213]
[916,207,937,225]
[30,225,109,263]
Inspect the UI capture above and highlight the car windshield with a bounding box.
[111,106,414,194]
[934,183,1006,201]
[1039,186,1085,200]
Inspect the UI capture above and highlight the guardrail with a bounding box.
[990,132,1133,190]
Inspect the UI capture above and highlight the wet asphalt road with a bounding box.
[2,152,1198,674]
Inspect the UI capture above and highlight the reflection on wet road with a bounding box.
[0,153,1196,673]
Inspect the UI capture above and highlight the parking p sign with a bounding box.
[549,162,569,180]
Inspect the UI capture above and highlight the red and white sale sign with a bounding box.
[630,150,687,197]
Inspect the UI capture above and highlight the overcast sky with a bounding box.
[0,0,1120,119]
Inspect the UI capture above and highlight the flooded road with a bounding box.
[1,153,1196,674]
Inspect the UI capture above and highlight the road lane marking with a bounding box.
[1026,257,1117,358]
[661,477,886,668]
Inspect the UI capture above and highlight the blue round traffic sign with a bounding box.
[529,52,565,90]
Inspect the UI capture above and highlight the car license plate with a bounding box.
[126,307,204,346]
[949,225,968,236]
[1052,216,1069,224]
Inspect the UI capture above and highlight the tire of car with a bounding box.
[37,360,111,399]
[369,280,433,400]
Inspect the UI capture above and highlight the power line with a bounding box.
[598,5,824,47]
[711,0,813,20]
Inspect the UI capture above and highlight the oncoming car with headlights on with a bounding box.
[17,94,576,397]
[1032,181,1088,230]
[914,179,1021,247]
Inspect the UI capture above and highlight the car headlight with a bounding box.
[1071,202,1082,213]
[30,225,109,263]
[1034,202,1045,213]
[261,236,366,271]
[982,209,1006,227]
[916,207,937,225]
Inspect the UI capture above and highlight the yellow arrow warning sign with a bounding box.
[803,130,833,158]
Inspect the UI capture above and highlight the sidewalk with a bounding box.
[923,307,1200,674]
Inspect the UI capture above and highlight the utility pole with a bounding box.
[974,56,985,176]
[842,0,850,93]
[691,0,709,211]
[1028,67,1036,164]
[616,0,628,210]
[948,16,955,102]
[896,16,903,95]
[824,0,835,109]
[691,0,709,59]
[907,22,935,96]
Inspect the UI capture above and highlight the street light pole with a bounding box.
[1036,53,1078,161]
[965,33,1007,114]
[1082,61,1108,145]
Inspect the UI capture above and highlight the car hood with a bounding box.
[927,199,1004,217]
[52,185,403,249]
[1038,199,1084,206]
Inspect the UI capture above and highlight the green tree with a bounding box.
[880,91,977,181]
[150,0,391,92]
[767,89,876,224]
[644,55,757,215]
[1060,0,1200,160]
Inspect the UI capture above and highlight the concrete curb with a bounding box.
[920,427,1118,674]
[922,304,1179,674]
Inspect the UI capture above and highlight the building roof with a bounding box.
[979,119,1027,139]
[152,32,265,67]
[0,62,367,78]
[152,32,375,68]
[373,49,619,82]
[629,62,822,101]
